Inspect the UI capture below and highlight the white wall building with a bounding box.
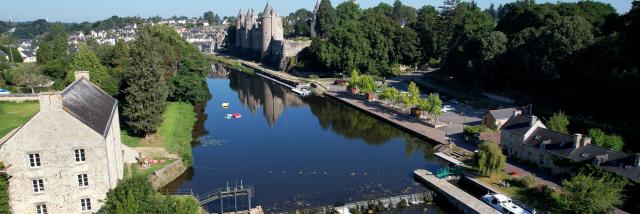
[0,71,134,214]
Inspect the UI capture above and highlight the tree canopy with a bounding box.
[547,111,570,134]
[558,173,626,214]
[475,141,506,176]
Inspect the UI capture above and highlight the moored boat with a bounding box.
[481,193,532,214]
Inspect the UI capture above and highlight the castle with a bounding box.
[234,2,311,70]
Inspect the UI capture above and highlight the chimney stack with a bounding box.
[573,134,583,149]
[581,136,592,147]
[74,71,90,81]
[530,116,537,126]
[38,93,63,112]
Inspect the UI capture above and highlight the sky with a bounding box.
[0,0,632,23]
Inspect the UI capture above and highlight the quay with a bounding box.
[324,91,448,144]
[414,169,496,214]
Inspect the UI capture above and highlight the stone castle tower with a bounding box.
[235,1,284,61]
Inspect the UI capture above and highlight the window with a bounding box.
[36,203,47,214]
[81,198,92,211]
[77,174,89,187]
[32,179,44,193]
[29,153,41,168]
[75,149,86,162]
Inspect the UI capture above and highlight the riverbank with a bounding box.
[324,91,448,145]
[122,102,197,187]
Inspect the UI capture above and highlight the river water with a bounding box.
[164,70,449,213]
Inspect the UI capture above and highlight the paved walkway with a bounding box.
[324,91,448,144]
[414,169,496,214]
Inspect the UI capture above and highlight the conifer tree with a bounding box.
[122,27,168,136]
[315,0,337,38]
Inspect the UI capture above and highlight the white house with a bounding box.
[0,71,137,214]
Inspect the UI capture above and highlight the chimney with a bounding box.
[573,134,583,149]
[581,136,592,147]
[635,154,640,167]
[530,116,537,126]
[74,71,90,81]
[38,93,63,111]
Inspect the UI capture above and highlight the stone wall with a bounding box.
[0,108,120,213]
[0,94,39,102]
[148,159,188,189]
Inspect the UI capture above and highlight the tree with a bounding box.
[588,128,624,151]
[10,63,51,93]
[425,93,443,120]
[379,85,400,105]
[407,81,421,106]
[122,27,168,136]
[103,176,200,214]
[558,173,626,214]
[169,72,209,104]
[547,111,570,134]
[414,6,439,63]
[314,0,337,38]
[285,9,313,38]
[68,45,119,95]
[203,11,220,25]
[392,0,417,25]
[475,142,506,176]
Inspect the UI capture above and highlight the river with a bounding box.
[164,69,449,213]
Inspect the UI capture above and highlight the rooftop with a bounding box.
[488,108,520,120]
[61,78,118,137]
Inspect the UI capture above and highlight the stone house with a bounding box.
[0,71,133,213]
[482,107,521,129]
[500,114,640,181]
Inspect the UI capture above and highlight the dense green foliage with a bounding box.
[203,11,221,25]
[37,24,71,89]
[8,63,50,93]
[558,173,626,214]
[547,111,570,134]
[311,1,420,76]
[122,27,168,135]
[284,9,313,38]
[103,176,200,214]
[348,70,377,94]
[68,45,119,95]
[588,128,624,151]
[475,142,506,176]
[314,0,337,38]
[0,162,9,214]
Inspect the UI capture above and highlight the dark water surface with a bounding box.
[164,71,449,213]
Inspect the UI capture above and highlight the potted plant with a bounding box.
[348,85,360,95]
[365,92,375,101]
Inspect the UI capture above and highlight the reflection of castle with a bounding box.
[234,1,311,70]
[229,71,305,127]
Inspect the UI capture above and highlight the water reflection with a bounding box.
[228,70,305,127]
[165,68,445,212]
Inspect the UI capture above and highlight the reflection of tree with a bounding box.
[227,69,305,127]
[307,96,400,145]
[191,103,209,147]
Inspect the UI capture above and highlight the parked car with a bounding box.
[441,105,455,112]
[0,89,10,95]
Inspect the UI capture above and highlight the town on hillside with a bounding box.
[1,0,639,214]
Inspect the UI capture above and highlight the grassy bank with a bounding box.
[121,102,197,166]
[210,55,254,75]
[158,102,196,166]
[0,101,40,138]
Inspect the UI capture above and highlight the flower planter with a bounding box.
[349,86,360,95]
[365,93,375,101]
[410,108,422,117]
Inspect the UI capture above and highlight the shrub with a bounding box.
[0,162,9,214]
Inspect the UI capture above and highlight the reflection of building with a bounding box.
[228,71,305,127]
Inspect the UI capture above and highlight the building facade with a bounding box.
[0,71,126,213]
[500,114,640,181]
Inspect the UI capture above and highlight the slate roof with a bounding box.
[488,108,520,120]
[501,114,534,135]
[61,78,117,137]
[525,127,640,181]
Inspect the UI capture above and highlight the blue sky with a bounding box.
[0,0,631,23]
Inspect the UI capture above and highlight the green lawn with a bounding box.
[0,101,40,139]
[157,102,196,166]
[129,159,175,178]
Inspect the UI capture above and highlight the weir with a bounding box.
[291,192,433,214]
